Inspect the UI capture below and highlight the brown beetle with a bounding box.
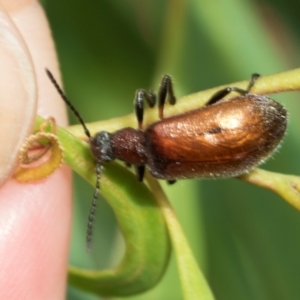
[46,70,287,249]
[89,73,287,181]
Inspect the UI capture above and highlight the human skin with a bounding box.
[0,1,71,299]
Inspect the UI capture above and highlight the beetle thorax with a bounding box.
[111,127,147,165]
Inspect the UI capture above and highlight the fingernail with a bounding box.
[0,5,37,185]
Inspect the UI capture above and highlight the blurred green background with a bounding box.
[42,1,300,299]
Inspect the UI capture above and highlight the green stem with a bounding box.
[67,68,300,138]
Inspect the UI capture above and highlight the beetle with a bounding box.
[46,70,287,249]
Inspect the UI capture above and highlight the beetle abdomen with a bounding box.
[145,94,287,179]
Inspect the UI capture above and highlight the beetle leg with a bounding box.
[167,180,177,185]
[206,87,234,106]
[206,73,261,106]
[158,75,176,119]
[206,87,250,106]
[247,73,260,92]
[134,90,156,130]
[135,165,145,181]
[134,75,177,127]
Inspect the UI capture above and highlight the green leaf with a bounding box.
[35,116,171,297]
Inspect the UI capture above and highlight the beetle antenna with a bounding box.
[46,69,101,251]
[86,161,101,251]
[45,69,93,141]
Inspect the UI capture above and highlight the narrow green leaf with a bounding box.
[147,175,215,300]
